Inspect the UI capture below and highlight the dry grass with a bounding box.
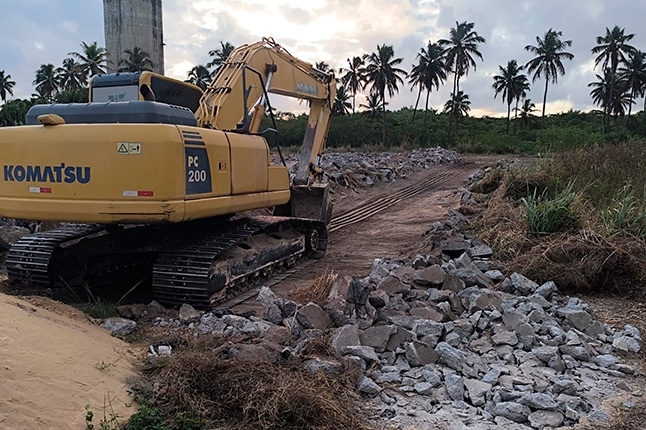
[147,347,372,430]
[289,270,338,306]
[473,167,646,297]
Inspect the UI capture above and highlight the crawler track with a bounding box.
[328,166,459,232]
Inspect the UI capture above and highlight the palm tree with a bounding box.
[443,91,470,137]
[118,47,155,72]
[618,50,646,121]
[524,29,574,119]
[208,41,235,77]
[513,75,530,120]
[56,58,85,91]
[408,41,447,123]
[315,61,330,72]
[340,56,365,114]
[364,44,406,145]
[0,70,16,103]
[438,21,485,139]
[492,60,527,134]
[514,99,538,130]
[359,92,384,119]
[186,65,211,91]
[33,64,59,102]
[332,85,352,116]
[439,22,485,98]
[591,26,635,131]
[69,41,108,76]
[589,68,631,120]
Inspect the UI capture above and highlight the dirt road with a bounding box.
[232,156,493,313]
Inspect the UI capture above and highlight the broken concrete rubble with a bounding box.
[137,216,641,430]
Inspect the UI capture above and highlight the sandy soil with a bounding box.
[0,294,138,429]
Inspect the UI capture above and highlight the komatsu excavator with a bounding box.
[0,38,335,308]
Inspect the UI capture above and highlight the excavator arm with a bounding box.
[196,37,336,187]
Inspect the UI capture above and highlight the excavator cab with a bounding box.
[89,71,204,112]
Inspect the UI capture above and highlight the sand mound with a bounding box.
[0,293,138,429]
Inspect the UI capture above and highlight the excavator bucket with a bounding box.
[274,183,333,225]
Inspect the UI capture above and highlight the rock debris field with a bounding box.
[108,207,644,430]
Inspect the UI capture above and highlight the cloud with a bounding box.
[1,0,645,117]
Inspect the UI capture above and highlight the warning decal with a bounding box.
[117,142,142,155]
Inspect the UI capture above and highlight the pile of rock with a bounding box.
[127,227,641,429]
[281,147,461,189]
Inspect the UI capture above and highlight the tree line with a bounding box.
[1,24,646,140]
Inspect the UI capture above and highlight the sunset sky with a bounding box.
[1,0,645,116]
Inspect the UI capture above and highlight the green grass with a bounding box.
[521,181,581,237]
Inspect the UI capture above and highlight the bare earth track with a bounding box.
[226,157,491,314]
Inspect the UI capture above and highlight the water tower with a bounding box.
[103,0,165,74]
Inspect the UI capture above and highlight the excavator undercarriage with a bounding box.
[6,216,326,309]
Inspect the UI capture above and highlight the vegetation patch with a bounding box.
[124,337,371,430]
[473,146,646,296]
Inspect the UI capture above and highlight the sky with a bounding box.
[1,0,645,117]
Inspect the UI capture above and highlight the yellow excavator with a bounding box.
[0,37,335,308]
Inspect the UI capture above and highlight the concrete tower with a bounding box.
[103,0,165,75]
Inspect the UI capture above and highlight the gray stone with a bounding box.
[391,266,415,284]
[595,354,620,368]
[515,323,536,350]
[441,239,471,256]
[405,341,439,366]
[445,374,464,401]
[502,310,528,330]
[409,307,443,322]
[341,345,379,363]
[559,308,592,331]
[378,275,410,296]
[445,331,461,347]
[624,324,642,340]
[197,313,227,334]
[532,346,559,364]
[413,265,445,286]
[484,270,505,282]
[304,358,343,376]
[463,379,492,406]
[376,371,402,384]
[489,402,532,423]
[331,324,360,355]
[482,367,502,384]
[178,303,201,322]
[435,341,463,371]
[552,378,577,395]
[492,331,518,346]
[257,286,281,315]
[422,368,442,387]
[528,410,564,428]
[442,274,467,293]
[534,281,557,299]
[368,289,390,308]
[453,319,474,339]
[510,272,539,295]
[613,336,641,353]
[519,393,558,410]
[585,320,606,337]
[413,320,444,339]
[102,317,137,336]
[559,345,591,362]
[414,382,434,395]
[296,303,331,330]
[359,325,396,353]
[468,244,494,258]
[357,375,381,395]
[385,326,416,352]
